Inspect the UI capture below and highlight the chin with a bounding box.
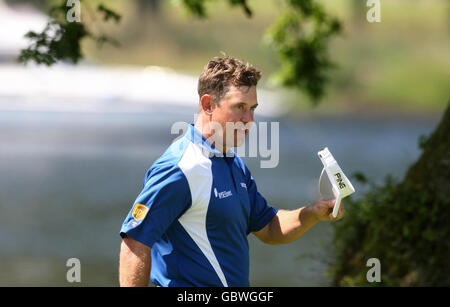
[224,130,248,149]
[233,136,247,148]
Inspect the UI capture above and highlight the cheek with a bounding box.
[211,113,225,127]
[229,109,243,121]
[214,109,238,124]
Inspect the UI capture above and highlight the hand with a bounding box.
[310,198,345,222]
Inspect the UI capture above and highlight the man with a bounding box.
[119,56,345,287]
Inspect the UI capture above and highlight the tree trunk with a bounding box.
[396,101,450,285]
[403,102,450,201]
[331,101,450,286]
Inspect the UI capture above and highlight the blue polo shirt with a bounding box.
[120,123,278,287]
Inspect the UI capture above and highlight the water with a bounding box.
[0,105,439,286]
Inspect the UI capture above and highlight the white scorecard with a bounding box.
[318,147,355,218]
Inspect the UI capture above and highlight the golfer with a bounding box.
[119,56,345,287]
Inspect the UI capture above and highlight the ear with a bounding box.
[200,94,215,115]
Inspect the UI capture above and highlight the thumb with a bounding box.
[329,211,336,220]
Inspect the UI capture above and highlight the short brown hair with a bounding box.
[198,56,261,105]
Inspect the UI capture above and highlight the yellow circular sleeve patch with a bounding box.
[132,204,149,221]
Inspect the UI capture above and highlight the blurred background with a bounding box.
[0,0,448,286]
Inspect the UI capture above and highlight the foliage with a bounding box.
[265,0,341,103]
[18,0,341,102]
[181,0,252,18]
[18,0,120,66]
[180,0,341,102]
[330,102,450,286]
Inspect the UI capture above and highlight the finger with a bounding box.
[329,204,344,221]
[328,199,336,208]
[328,211,336,220]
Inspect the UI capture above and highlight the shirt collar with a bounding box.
[185,124,235,158]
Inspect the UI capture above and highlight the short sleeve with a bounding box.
[245,166,278,234]
[119,163,192,248]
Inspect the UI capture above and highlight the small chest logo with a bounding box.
[214,188,233,199]
[240,182,247,190]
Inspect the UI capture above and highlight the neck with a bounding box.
[194,114,227,153]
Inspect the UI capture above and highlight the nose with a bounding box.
[241,109,254,124]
